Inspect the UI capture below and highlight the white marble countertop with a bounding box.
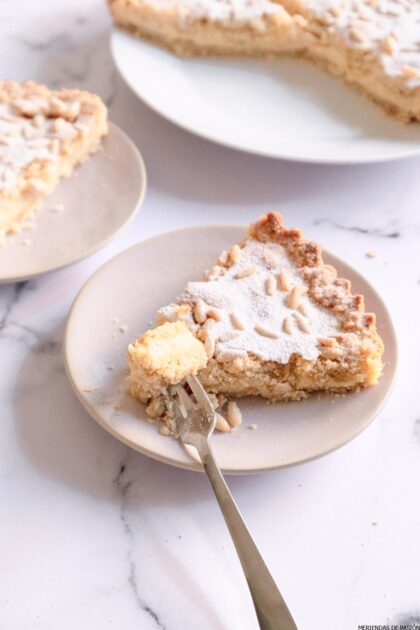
[1,1,420,629]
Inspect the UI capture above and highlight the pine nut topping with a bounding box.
[319,337,337,348]
[294,313,310,333]
[254,324,279,339]
[32,113,45,128]
[350,27,366,43]
[401,64,420,79]
[227,401,242,428]
[215,413,231,433]
[265,276,276,296]
[235,265,257,280]
[194,299,207,324]
[204,334,216,359]
[320,346,343,360]
[277,270,291,292]
[329,5,340,17]
[53,117,66,133]
[218,250,229,265]
[297,303,309,317]
[207,308,223,321]
[283,316,293,335]
[229,244,241,263]
[287,286,308,309]
[381,35,397,55]
[230,312,246,331]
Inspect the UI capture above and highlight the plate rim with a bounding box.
[111,29,420,166]
[0,121,147,284]
[64,224,399,474]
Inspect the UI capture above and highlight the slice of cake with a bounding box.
[109,0,312,57]
[283,0,420,123]
[109,0,420,122]
[0,80,108,240]
[128,212,384,434]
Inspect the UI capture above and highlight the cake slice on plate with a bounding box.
[0,80,108,240]
[127,212,384,434]
[109,0,312,57]
[109,0,420,122]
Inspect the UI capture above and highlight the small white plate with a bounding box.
[0,122,146,283]
[112,30,420,164]
[64,225,397,474]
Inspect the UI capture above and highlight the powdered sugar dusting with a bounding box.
[0,100,93,191]
[298,0,420,88]
[145,0,281,23]
[175,238,341,364]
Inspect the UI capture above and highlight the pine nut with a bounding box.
[277,270,291,292]
[283,316,293,335]
[254,324,279,339]
[401,64,420,79]
[319,337,337,348]
[320,347,343,360]
[230,312,246,331]
[204,334,216,359]
[215,413,230,432]
[194,299,207,324]
[32,113,44,128]
[287,286,308,309]
[265,276,276,296]
[235,266,257,280]
[218,250,229,265]
[350,27,365,43]
[227,401,242,427]
[53,117,65,133]
[294,313,310,333]
[207,308,222,321]
[381,35,397,54]
[229,244,241,263]
[297,303,309,317]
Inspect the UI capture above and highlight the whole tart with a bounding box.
[109,0,420,122]
[0,80,108,240]
[127,212,384,434]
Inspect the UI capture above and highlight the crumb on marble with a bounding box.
[366,251,377,258]
[372,521,378,526]
[22,238,31,246]
[107,365,115,371]
[51,203,64,213]
[119,324,128,333]
[248,423,258,431]
[82,387,95,393]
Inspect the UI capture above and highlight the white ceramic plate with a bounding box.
[111,30,420,164]
[0,122,146,283]
[64,225,397,473]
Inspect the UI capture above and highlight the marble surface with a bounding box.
[1,1,420,629]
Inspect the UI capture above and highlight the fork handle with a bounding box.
[202,447,298,630]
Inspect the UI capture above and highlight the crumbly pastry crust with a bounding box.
[0,80,108,239]
[127,212,384,434]
[109,0,420,122]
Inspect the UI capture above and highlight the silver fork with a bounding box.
[168,375,298,630]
